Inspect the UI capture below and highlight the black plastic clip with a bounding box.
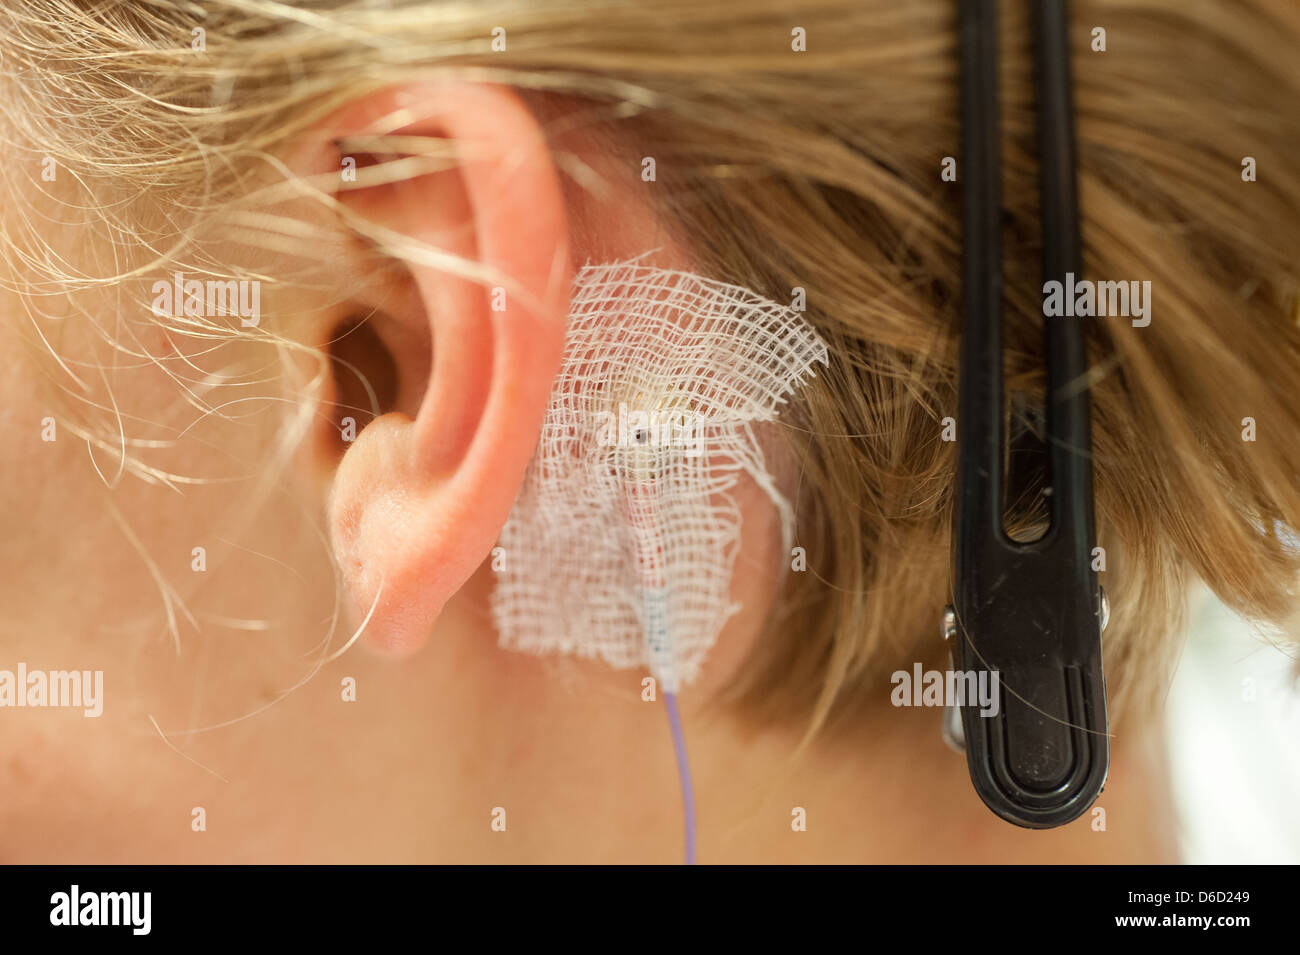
[949,0,1110,829]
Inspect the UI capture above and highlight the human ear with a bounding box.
[289,82,572,653]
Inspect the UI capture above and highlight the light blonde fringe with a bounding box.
[2,0,1298,744]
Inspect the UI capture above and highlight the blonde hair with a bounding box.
[3,0,1299,739]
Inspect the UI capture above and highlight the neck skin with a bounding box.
[0,556,1176,863]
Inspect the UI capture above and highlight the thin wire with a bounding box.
[618,456,697,863]
[663,691,698,865]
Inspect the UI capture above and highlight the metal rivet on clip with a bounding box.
[940,604,965,753]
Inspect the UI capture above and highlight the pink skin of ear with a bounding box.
[308,82,572,654]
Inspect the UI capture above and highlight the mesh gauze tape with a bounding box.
[491,259,828,692]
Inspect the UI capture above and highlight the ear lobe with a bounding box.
[313,82,572,654]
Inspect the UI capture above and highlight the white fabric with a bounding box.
[492,258,828,691]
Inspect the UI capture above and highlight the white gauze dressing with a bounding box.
[491,258,829,693]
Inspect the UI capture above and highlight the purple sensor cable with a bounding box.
[663,691,697,865]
